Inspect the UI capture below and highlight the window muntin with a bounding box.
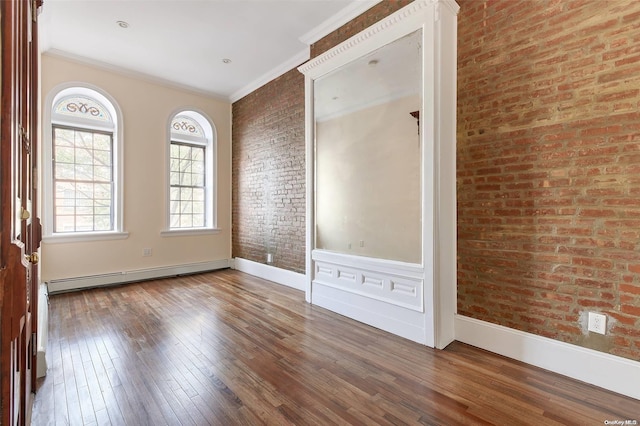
[52,126,114,233]
[169,142,206,228]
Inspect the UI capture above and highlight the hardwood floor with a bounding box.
[31,269,639,425]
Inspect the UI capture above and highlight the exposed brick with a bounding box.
[232,2,410,272]
[457,0,640,362]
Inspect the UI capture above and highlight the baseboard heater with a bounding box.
[47,259,231,294]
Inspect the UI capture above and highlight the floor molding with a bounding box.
[232,257,305,291]
[455,315,640,400]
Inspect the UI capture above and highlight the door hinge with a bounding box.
[32,332,37,356]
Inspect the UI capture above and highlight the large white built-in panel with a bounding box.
[299,0,459,348]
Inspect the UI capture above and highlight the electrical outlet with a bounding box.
[143,248,152,257]
[266,253,273,263]
[588,312,606,335]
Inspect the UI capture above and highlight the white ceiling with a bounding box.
[39,0,380,102]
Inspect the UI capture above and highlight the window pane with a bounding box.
[75,131,93,149]
[94,150,111,167]
[94,133,112,151]
[55,146,74,163]
[180,215,193,228]
[193,188,205,202]
[55,162,75,180]
[192,215,204,227]
[94,215,112,231]
[169,141,207,229]
[170,158,180,172]
[54,128,74,146]
[95,166,111,181]
[75,148,94,165]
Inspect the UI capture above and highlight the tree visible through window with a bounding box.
[168,112,215,230]
[170,142,205,228]
[48,90,121,236]
[53,126,113,232]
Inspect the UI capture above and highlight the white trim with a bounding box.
[165,108,218,231]
[229,48,310,103]
[160,228,221,237]
[36,283,49,378]
[455,315,640,400]
[43,83,126,238]
[299,0,459,349]
[232,257,305,291]
[312,284,428,343]
[42,231,129,244]
[298,0,383,45]
[47,259,231,293]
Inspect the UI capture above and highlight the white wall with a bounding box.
[40,54,232,284]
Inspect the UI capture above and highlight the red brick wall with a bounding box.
[232,1,408,273]
[232,69,306,273]
[457,0,640,361]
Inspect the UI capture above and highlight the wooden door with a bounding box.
[1,0,43,424]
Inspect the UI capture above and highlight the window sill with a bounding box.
[160,228,222,237]
[43,231,129,244]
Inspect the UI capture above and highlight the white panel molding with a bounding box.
[47,259,231,293]
[313,250,424,311]
[313,283,427,344]
[232,257,306,291]
[300,0,459,349]
[299,0,433,79]
[455,315,640,400]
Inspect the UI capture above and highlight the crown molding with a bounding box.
[298,0,383,45]
[42,49,230,102]
[230,0,385,103]
[229,47,310,103]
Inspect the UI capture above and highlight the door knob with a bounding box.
[20,208,30,220]
[25,253,39,264]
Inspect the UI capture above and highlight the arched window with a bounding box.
[166,110,217,232]
[43,85,126,240]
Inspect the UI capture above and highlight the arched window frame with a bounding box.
[162,109,219,236]
[42,83,127,242]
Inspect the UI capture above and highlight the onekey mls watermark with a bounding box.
[604,421,638,425]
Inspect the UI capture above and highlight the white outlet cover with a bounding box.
[588,312,606,335]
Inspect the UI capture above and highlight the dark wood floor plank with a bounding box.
[33,269,640,425]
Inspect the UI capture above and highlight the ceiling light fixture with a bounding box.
[116,20,129,29]
[222,58,232,64]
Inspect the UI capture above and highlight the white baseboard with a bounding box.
[47,259,231,293]
[455,315,640,400]
[36,350,47,378]
[232,257,305,291]
[37,282,49,378]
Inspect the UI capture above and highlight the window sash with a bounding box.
[52,125,114,233]
[169,141,207,229]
